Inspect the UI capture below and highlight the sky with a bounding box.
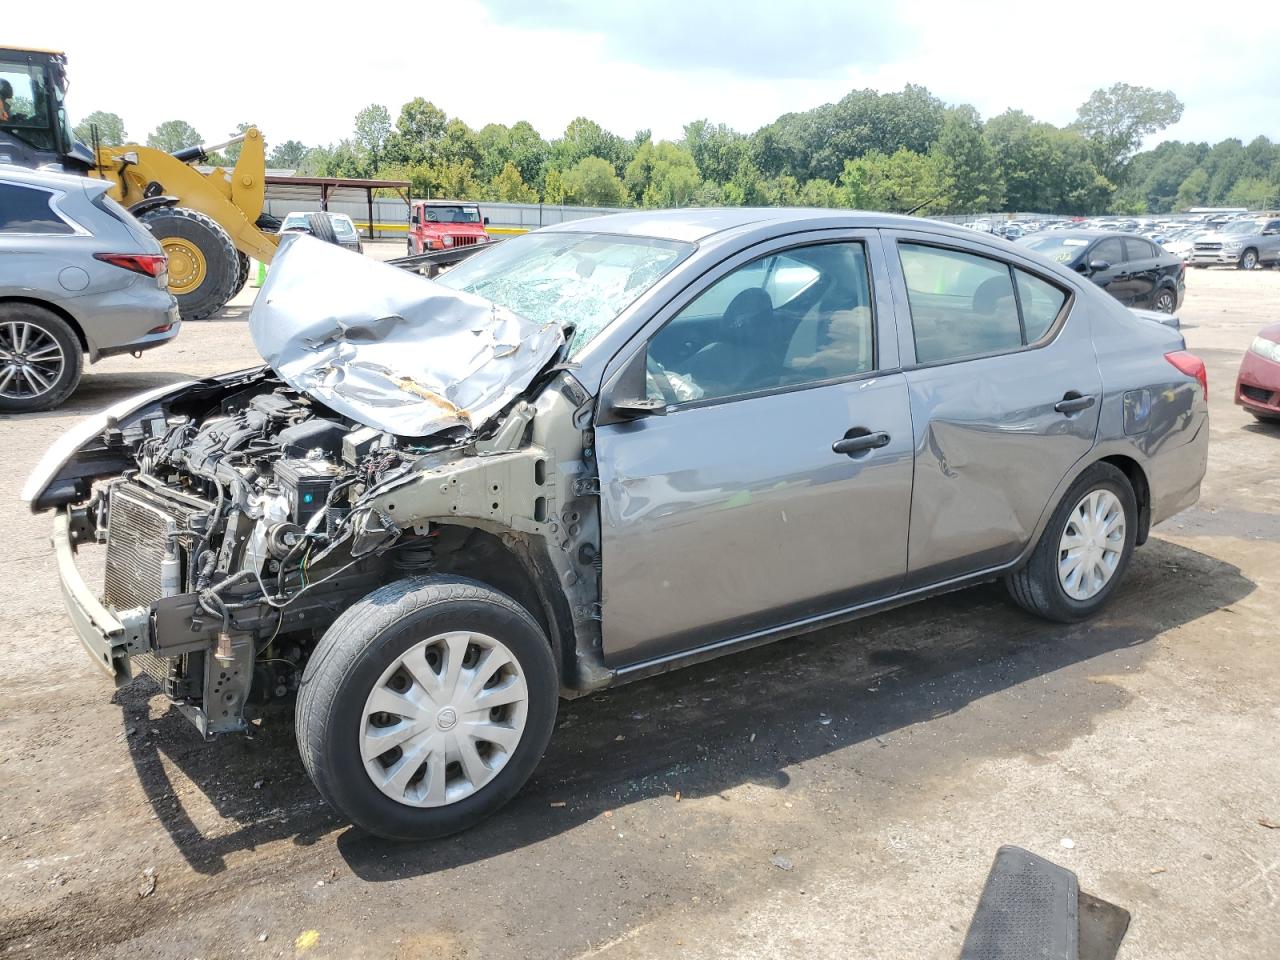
[10,0,1279,154]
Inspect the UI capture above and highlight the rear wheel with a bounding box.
[1006,462,1137,622]
[0,302,83,412]
[138,206,238,320]
[1151,288,1177,313]
[1238,248,1259,270]
[296,576,558,840]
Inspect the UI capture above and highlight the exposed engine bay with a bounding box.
[27,238,612,737]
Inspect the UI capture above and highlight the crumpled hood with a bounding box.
[250,234,564,438]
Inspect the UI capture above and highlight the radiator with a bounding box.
[102,482,197,610]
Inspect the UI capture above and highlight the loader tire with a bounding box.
[138,206,238,321]
[230,252,251,300]
[306,212,339,245]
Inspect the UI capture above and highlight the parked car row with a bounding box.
[971,211,1280,272]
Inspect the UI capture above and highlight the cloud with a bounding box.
[477,0,916,79]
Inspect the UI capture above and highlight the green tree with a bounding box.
[146,119,202,153]
[353,103,393,173]
[682,120,748,184]
[267,139,309,169]
[625,140,701,207]
[439,118,482,169]
[489,160,538,202]
[387,98,447,166]
[1174,168,1209,210]
[560,156,628,206]
[73,110,126,146]
[1073,83,1183,184]
[1227,176,1277,208]
[549,117,629,174]
[840,148,949,214]
[931,105,1003,213]
[543,168,568,204]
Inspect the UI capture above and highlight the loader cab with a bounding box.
[0,47,92,172]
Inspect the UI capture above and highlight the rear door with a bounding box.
[1121,238,1161,307]
[884,231,1102,587]
[594,231,914,667]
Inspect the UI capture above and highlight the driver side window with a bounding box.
[645,241,875,405]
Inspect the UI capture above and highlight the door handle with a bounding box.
[832,431,890,456]
[1054,393,1096,414]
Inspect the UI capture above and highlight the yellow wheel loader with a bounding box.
[0,47,278,319]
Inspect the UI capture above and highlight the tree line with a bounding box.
[73,83,1280,215]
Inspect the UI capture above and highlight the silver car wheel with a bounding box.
[1153,290,1175,313]
[0,321,65,400]
[360,630,529,808]
[1058,489,1126,601]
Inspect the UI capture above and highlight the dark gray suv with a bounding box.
[0,166,179,411]
[25,211,1208,839]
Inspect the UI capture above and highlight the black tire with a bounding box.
[0,302,83,412]
[296,575,558,840]
[230,252,250,300]
[138,206,238,321]
[306,212,339,245]
[1238,248,1259,270]
[1005,462,1137,623]
[1151,287,1177,314]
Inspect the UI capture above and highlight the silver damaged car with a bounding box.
[24,211,1209,839]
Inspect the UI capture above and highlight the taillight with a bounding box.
[1165,350,1207,399]
[94,253,167,277]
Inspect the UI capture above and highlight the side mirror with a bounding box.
[483,216,490,226]
[1088,259,1111,273]
[410,214,419,225]
[599,348,668,425]
[611,397,668,419]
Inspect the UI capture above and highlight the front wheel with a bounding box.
[1005,462,1137,623]
[296,576,558,840]
[1238,249,1259,270]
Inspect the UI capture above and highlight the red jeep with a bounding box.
[407,200,491,256]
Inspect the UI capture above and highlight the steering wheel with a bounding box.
[646,353,681,405]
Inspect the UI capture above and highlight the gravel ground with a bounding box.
[1,259,1277,959]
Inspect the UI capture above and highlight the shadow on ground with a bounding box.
[116,537,1252,878]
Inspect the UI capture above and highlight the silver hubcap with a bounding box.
[360,631,528,808]
[1243,253,1257,269]
[1156,292,1173,312]
[1058,489,1126,601]
[0,321,64,400]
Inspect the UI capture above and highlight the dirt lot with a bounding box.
[1,263,1277,959]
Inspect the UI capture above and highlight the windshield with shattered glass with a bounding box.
[436,232,695,356]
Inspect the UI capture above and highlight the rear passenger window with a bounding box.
[899,244,1022,363]
[0,183,74,235]
[1015,270,1068,342]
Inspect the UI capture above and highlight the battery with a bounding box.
[274,458,343,526]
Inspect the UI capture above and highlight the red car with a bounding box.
[407,200,491,256]
[1236,321,1280,422]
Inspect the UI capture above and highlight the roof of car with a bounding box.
[545,207,982,244]
[0,164,97,192]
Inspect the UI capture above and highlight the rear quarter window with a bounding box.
[0,183,75,235]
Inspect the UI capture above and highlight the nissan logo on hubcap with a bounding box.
[436,707,458,731]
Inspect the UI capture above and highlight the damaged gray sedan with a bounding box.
[24,210,1209,839]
